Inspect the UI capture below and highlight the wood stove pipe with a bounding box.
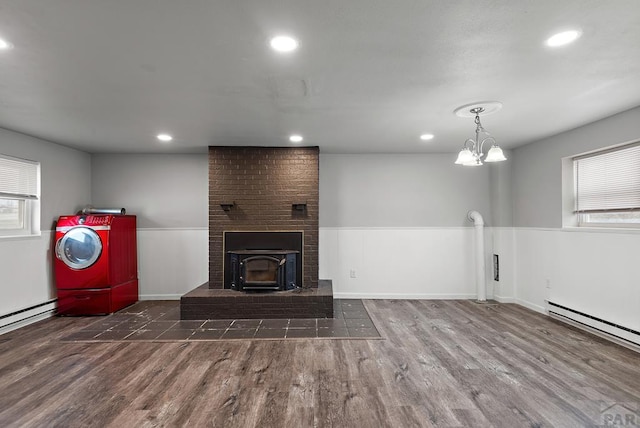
[467,210,487,302]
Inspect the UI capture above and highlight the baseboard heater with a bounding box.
[0,299,57,335]
[547,301,640,350]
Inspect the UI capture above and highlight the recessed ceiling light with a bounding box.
[157,133,173,142]
[270,36,299,53]
[545,30,581,47]
[420,134,435,141]
[0,38,14,50]
[289,134,303,143]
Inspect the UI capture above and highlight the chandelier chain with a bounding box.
[471,106,484,128]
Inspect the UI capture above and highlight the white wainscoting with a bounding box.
[0,231,56,317]
[0,228,207,334]
[8,226,635,338]
[137,228,208,300]
[0,231,56,334]
[319,227,497,300]
[138,226,505,301]
[513,227,640,331]
[0,229,209,307]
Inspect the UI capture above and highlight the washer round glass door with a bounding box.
[56,227,103,270]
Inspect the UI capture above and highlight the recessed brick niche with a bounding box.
[180,146,329,320]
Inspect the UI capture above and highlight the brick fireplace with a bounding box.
[180,146,332,319]
[208,146,319,289]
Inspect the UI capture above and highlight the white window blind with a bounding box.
[0,154,39,200]
[574,143,640,213]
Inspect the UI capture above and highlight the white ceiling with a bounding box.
[0,1,639,154]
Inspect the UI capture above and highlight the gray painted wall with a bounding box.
[319,153,494,227]
[488,149,513,228]
[93,152,495,230]
[512,106,640,228]
[91,154,208,229]
[0,127,91,314]
[0,127,91,228]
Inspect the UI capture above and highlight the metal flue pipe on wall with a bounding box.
[467,210,486,302]
[80,206,126,215]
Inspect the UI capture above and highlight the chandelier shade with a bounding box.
[485,145,507,162]
[454,148,474,165]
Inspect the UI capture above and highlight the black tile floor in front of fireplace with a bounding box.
[61,300,381,342]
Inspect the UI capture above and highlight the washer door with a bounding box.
[56,227,103,270]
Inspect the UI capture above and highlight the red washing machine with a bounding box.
[54,214,138,315]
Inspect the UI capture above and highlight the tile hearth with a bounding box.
[61,300,381,342]
[181,280,334,320]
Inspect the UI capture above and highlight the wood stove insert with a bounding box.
[223,231,304,290]
[228,250,298,291]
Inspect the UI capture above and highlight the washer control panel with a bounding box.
[57,214,113,227]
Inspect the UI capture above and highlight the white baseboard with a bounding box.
[143,292,490,301]
[334,292,477,300]
[494,295,516,304]
[514,298,546,314]
[0,300,57,336]
[139,294,182,301]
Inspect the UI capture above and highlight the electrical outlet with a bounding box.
[545,278,551,289]
[349,269,357,278]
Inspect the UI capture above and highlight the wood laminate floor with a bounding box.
[1,300,639,427]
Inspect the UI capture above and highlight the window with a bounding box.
[573,142,640,227]
[0,154,40,237]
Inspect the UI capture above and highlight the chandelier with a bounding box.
[454,106,507,166]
